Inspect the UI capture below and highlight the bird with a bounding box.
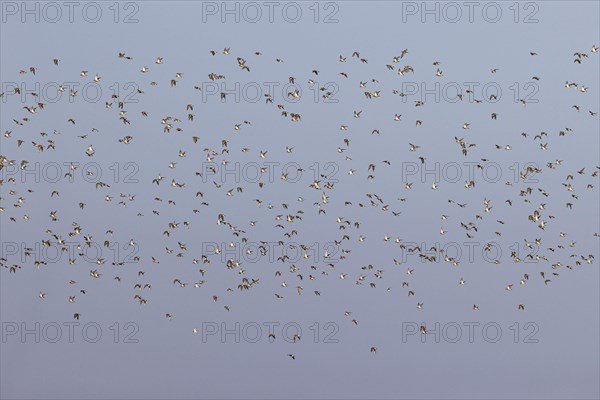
[0,45,596,366]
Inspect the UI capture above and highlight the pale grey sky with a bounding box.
[1,1,599,399]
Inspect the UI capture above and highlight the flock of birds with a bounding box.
[1,45,599,358]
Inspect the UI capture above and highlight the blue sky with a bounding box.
[1,1,599,399]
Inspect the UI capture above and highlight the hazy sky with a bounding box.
[1,1,599,399]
